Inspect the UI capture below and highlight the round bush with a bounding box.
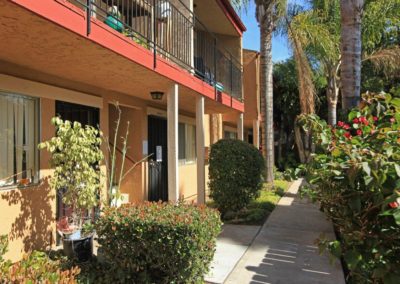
[95,203,222,283]
[209,139,265,214]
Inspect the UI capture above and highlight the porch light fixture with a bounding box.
[150,91,164,100]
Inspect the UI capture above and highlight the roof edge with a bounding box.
[218,0,247,34]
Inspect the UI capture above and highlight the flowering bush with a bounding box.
[0,235,80,283]
[95,202,222,283]
[299,92,400,283]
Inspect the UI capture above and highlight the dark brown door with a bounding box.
[148,115,168,202]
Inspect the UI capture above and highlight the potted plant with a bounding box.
[39,117,104,262]
[104,6,124,33]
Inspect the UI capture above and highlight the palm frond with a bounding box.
[287,18,316,114]
[363,46,400,77]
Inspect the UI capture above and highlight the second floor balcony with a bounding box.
[68,0,243,101]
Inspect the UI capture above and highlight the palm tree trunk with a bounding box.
[340,0,364,110]
[327,74,339,125]
[260,10,274,184]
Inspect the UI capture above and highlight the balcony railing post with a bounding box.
[86,0,91,36]
[230,54,233,98]
[152,0,157,69]
[214,38,217,99]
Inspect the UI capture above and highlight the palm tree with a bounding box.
[340,0,364,110]
[287,2,339,125]
[233,0,286,184]
[286,0,400,124]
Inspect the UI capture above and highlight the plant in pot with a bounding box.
[39,117,104,262]
[104,6,124,33]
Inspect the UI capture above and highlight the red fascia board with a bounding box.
[217,0,247,36]
[232,98,244,112]
[10,0,243,112]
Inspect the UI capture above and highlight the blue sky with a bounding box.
[238,1,306,62]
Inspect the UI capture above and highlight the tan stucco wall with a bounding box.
[179,163,197,201]
[216,34,242,65]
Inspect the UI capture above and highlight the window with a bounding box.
[224,130,237,140]
[178,122,196,163]
[0,93,39,187]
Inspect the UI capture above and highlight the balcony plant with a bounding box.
[122,29,149,49]
[104,6,124,33]
[39,117,104,261]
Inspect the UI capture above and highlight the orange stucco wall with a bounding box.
[109,105,147,204]
[243,50,260,122]
[0,75,208,261]
[0,98,56,262]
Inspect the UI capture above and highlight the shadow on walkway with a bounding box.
[224,179,345,284]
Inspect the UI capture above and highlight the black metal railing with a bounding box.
[68,0,242,101]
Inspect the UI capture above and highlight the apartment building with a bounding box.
[0,0,246,260]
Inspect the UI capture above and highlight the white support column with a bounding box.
[253,119,260,149]
[196,96,205,204]
[167,84,179,202]
[237,113,244,141]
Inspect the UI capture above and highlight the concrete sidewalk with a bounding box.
[205,224,261,283]
[224,179,345,284]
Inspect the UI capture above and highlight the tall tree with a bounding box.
[232,0,286,183]
[286,0,400,124]
[340,0,364,110]
[257,1,279,183]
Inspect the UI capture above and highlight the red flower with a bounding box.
[344,132,352,139]
[390,117,395,123]
[353,118,360,124]
[356,129,363,136]
[359,117,369,126]
[337,121,345,127]
[389,202,399,209]
[343,124,350,130]
[373,116,378,122]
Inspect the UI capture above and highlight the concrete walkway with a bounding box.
[222,179,345,284]
[205,225,261,283]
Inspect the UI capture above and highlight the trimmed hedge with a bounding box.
[95,202,222,283]
[209,139,265,214]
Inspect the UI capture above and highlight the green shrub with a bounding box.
[209,139,265,214]
[95,202,222,283]
[300,92,400,283]
[0,235,80,283]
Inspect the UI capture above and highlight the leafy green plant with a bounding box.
[39,117,104,230]
[123,29,149,49]
[0,235,80,283]
[208,139,265,215]
[95,202,222,283]
[300,91,400,283]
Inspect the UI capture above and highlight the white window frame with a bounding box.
[0,92,40,189]
[178,122,196,165]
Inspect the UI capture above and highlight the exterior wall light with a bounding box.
[150,91,164,100]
